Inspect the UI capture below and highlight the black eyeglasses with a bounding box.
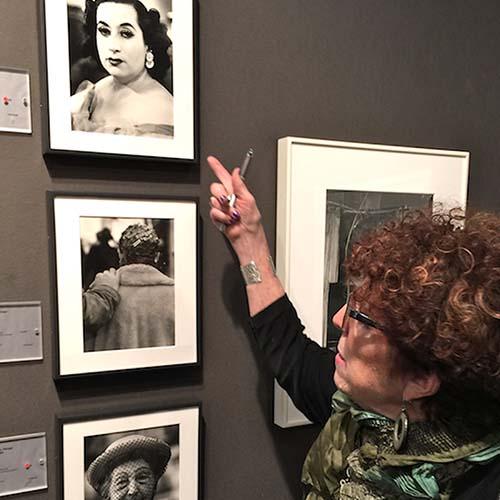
[342,293,385,332]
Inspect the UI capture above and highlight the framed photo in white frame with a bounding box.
[42,0,198,163]
[49,192,199,379]
[58,403,200,500]
[275,136,469,427]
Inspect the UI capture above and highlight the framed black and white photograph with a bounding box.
[49,193,199,378]
[324,190,433,350]
[42,0,198,162]
[58,403,200,499]
[275,136,470,427]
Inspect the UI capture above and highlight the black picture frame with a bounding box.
[48,191,201,379]
[56,401,202,499]
[40,0,199,164]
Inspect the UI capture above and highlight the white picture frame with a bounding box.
[58,403,200,500]
[42,0,198,163]
[49,193,199,378]
[275,136,469,427]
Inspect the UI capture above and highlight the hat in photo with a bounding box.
[87,434,171,494]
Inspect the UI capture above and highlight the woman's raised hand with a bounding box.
[208,155,262,246]
[208,155,284,313]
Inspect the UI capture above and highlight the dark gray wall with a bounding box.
[0,0,499,499]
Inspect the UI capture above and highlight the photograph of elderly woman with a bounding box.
[80,216,175,352]
[67,0,174,137]
[324,190,432,350]
[84,425,179,500]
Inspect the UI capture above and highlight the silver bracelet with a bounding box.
[240,256,276,285]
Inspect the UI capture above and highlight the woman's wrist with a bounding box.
[232,225,270,265]
[230,223,277,288]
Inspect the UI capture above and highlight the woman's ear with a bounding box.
[403,371,441,401]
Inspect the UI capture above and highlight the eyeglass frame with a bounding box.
[342,290,386,332]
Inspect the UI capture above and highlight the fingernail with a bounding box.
[219,195,227,205]
[231,210,240,221]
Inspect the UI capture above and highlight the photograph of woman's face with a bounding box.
[108,458,156,500]
[96,2,147,84]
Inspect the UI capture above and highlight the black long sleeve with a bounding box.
[250,294,336,425]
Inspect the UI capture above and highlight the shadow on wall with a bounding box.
[220,260,321,499]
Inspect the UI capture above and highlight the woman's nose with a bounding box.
[108,35,121,52]
[128,480,139,494]
[332,304,347,331]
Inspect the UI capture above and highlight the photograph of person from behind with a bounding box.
[69,0,174,137]
[83,221,175,352]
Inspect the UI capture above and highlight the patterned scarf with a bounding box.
[301,391,500,499]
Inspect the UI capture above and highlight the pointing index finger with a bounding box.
[207,156,234,195]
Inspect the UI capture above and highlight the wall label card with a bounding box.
[0,67,32,134]
[0,433,47,497]
[0,302,42,363]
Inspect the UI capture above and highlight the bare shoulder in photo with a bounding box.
[68,0,174,137]
[45,0,196,160]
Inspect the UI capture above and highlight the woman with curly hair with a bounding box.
[70,0,173,137]
[208,155,500,499]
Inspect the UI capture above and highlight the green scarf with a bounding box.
[301,391,500,499]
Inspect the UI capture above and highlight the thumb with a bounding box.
[232,168,251,197]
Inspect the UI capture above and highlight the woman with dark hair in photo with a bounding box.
[208,156,500,499]
[70,0,173,137]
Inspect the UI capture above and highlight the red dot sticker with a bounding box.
[24,463,31,470]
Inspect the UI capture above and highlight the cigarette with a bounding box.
[240,148,253,180]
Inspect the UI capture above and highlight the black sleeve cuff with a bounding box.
[249,293,292,329]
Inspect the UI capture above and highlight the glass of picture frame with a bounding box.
[57,402,201,499]
[48,192,200,379]
[41,0,199,163]
[274,136,469,427]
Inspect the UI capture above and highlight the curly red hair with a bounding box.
[344,208,500,419]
